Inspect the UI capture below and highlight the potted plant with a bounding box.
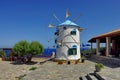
[54,59,57,62]
[95,63,104,72]
[67,61,71,65]
[81,56,86,63]
[58,60,64,64]
[75,59,79,64]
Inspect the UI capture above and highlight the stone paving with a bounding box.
[23,59,120,80]
[0,57,120,80]
[88,55,120,80]
[23,60,95,80]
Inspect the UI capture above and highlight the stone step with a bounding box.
[89,73,98,80]
[86,74,92,80]
[82,76,87,80]
[94,72,105,80]
[79,73,105,80]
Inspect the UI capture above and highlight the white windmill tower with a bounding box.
[49,11,83,61]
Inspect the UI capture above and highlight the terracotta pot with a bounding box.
[58,62,63,64]
[75,61,79,64]
[54,59,57,62]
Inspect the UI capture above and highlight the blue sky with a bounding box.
[0,0,120,48]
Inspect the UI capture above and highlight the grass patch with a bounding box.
[16,74,26,80]
[29,66,37,71]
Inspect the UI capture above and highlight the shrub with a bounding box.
[13,40,44,62]
[95,63,104,68]
[57,60,64,64]
[81,56,86,63]
[81,56,86,60]
[95,63,104,72]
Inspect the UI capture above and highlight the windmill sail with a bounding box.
[66,10,70,18]
[48,23,54,28]
[53,14,61,23]
[72,13,82,22]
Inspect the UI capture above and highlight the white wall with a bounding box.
[56,43,81,60]
[56,26,81,60]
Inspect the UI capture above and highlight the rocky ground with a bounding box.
[0,58,120,80]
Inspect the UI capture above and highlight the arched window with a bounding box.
[72,45,77,48]
[68,45,77,55]
[70,29,76,35]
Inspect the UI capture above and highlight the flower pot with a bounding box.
[95,63,104,72]
[54,59,57,62]
[58,62,63,64]
[81,56,86,63]
[95,66,101,72]
[67,61,71,65]
[75,60,79,64]
[81,59,85,63]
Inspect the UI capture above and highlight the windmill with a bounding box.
[48,10,84,61]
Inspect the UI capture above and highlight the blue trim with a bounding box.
[72,45,77,48]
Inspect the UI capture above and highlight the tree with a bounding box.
[28,41,44,62]
[13,40,30,57]
[13,40,44,62]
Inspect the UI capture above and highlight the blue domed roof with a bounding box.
[58,20,79,27]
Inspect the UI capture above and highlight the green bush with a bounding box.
[57,60,65,62]
[13,40,44,62]
[95,63,104,68]
[0,50,4,57]
[29,67,37,70]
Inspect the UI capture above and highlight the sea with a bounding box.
[0,47,89,58]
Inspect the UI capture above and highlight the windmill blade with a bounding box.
[48,36,56,42]
[72,13,83,22]
[53,14,62,23]
[48,23,54,28]
[78,28,87,32]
